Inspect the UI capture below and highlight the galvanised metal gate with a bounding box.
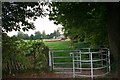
[49,48,110,79]
[49,50,74,74]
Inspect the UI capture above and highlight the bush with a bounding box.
[2,34,49,75]
[73,42,91,49]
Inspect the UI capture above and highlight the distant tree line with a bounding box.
[12,30,61,40]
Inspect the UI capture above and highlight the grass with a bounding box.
[44,41,73,68]
[44,41,103,68]
[44,41,72,50]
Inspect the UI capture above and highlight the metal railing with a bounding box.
[49,48,110,79]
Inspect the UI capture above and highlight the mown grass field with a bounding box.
[44,41,73,62]
[44,41,102,68]
[44,41,72,50]
[44,41,72,65]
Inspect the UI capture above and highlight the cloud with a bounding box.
[7,16,63,36]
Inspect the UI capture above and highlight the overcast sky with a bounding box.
[7,16,63,37]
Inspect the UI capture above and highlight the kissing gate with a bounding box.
[49,48,110,79]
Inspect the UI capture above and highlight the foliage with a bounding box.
[2,33,49,74]
[49,2,108,47]
[2,33,19,62]
[34,31,42,40]
[13,29,62,40]
[73,42,91,49]
[2,2,50,32]
[30,41,48,70]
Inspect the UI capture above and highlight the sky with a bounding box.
[7,16,63,37]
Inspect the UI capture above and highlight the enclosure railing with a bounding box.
[72,48,110,79]
[49,50,74,73]
[49,48,110,79]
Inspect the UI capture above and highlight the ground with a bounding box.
[3,72,72,78]
[2,72,114,80]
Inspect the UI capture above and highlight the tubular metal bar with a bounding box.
[52,50,79,52]
[53,62,73,64]
[51,52,54,69]
[90,52,93,79]
[76,52,79,68]
[53,68,73,69]
[75,65,108,70]
[73,59,107,62]
[53,56,72,58]
[49,51,52,67]
[51,48,108,52]
[79,51,106,54]
[75,72,109,78]
[53,56,82,58]
[108,49,111,72]
[52,50,106,54]
[79,51,82,72]
[72,52,75,78]
[50,48,110,78]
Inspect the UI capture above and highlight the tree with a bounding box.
[17,31,24,39]
[49,2,120,77]
[49,2,108,47]
[2,2,50,32]
[46,34,50,39]
[49,33,55,39]
[34,31,42,40]
[56,29,61,37]
[23,34,29,40]
[2,2,51,74]
[107,3,120,77]
[42,30,47,39]
[53,30,57,39]
[29,34,35,40]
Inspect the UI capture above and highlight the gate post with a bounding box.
[108,49,111,72]
[90,52,93,79]
[72,52,75,78]
[79,50,82,72]
[49,51,52,71]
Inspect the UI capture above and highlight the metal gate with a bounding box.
[49,50,74,74]
[49,48,110,79]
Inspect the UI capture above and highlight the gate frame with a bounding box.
[49,48,111,79]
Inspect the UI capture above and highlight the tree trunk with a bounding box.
[107,3,120,78]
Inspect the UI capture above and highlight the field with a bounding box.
[44,41,72,50]
[44,41,83,68]
[44,41,103,69]
[44,41,73,68]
